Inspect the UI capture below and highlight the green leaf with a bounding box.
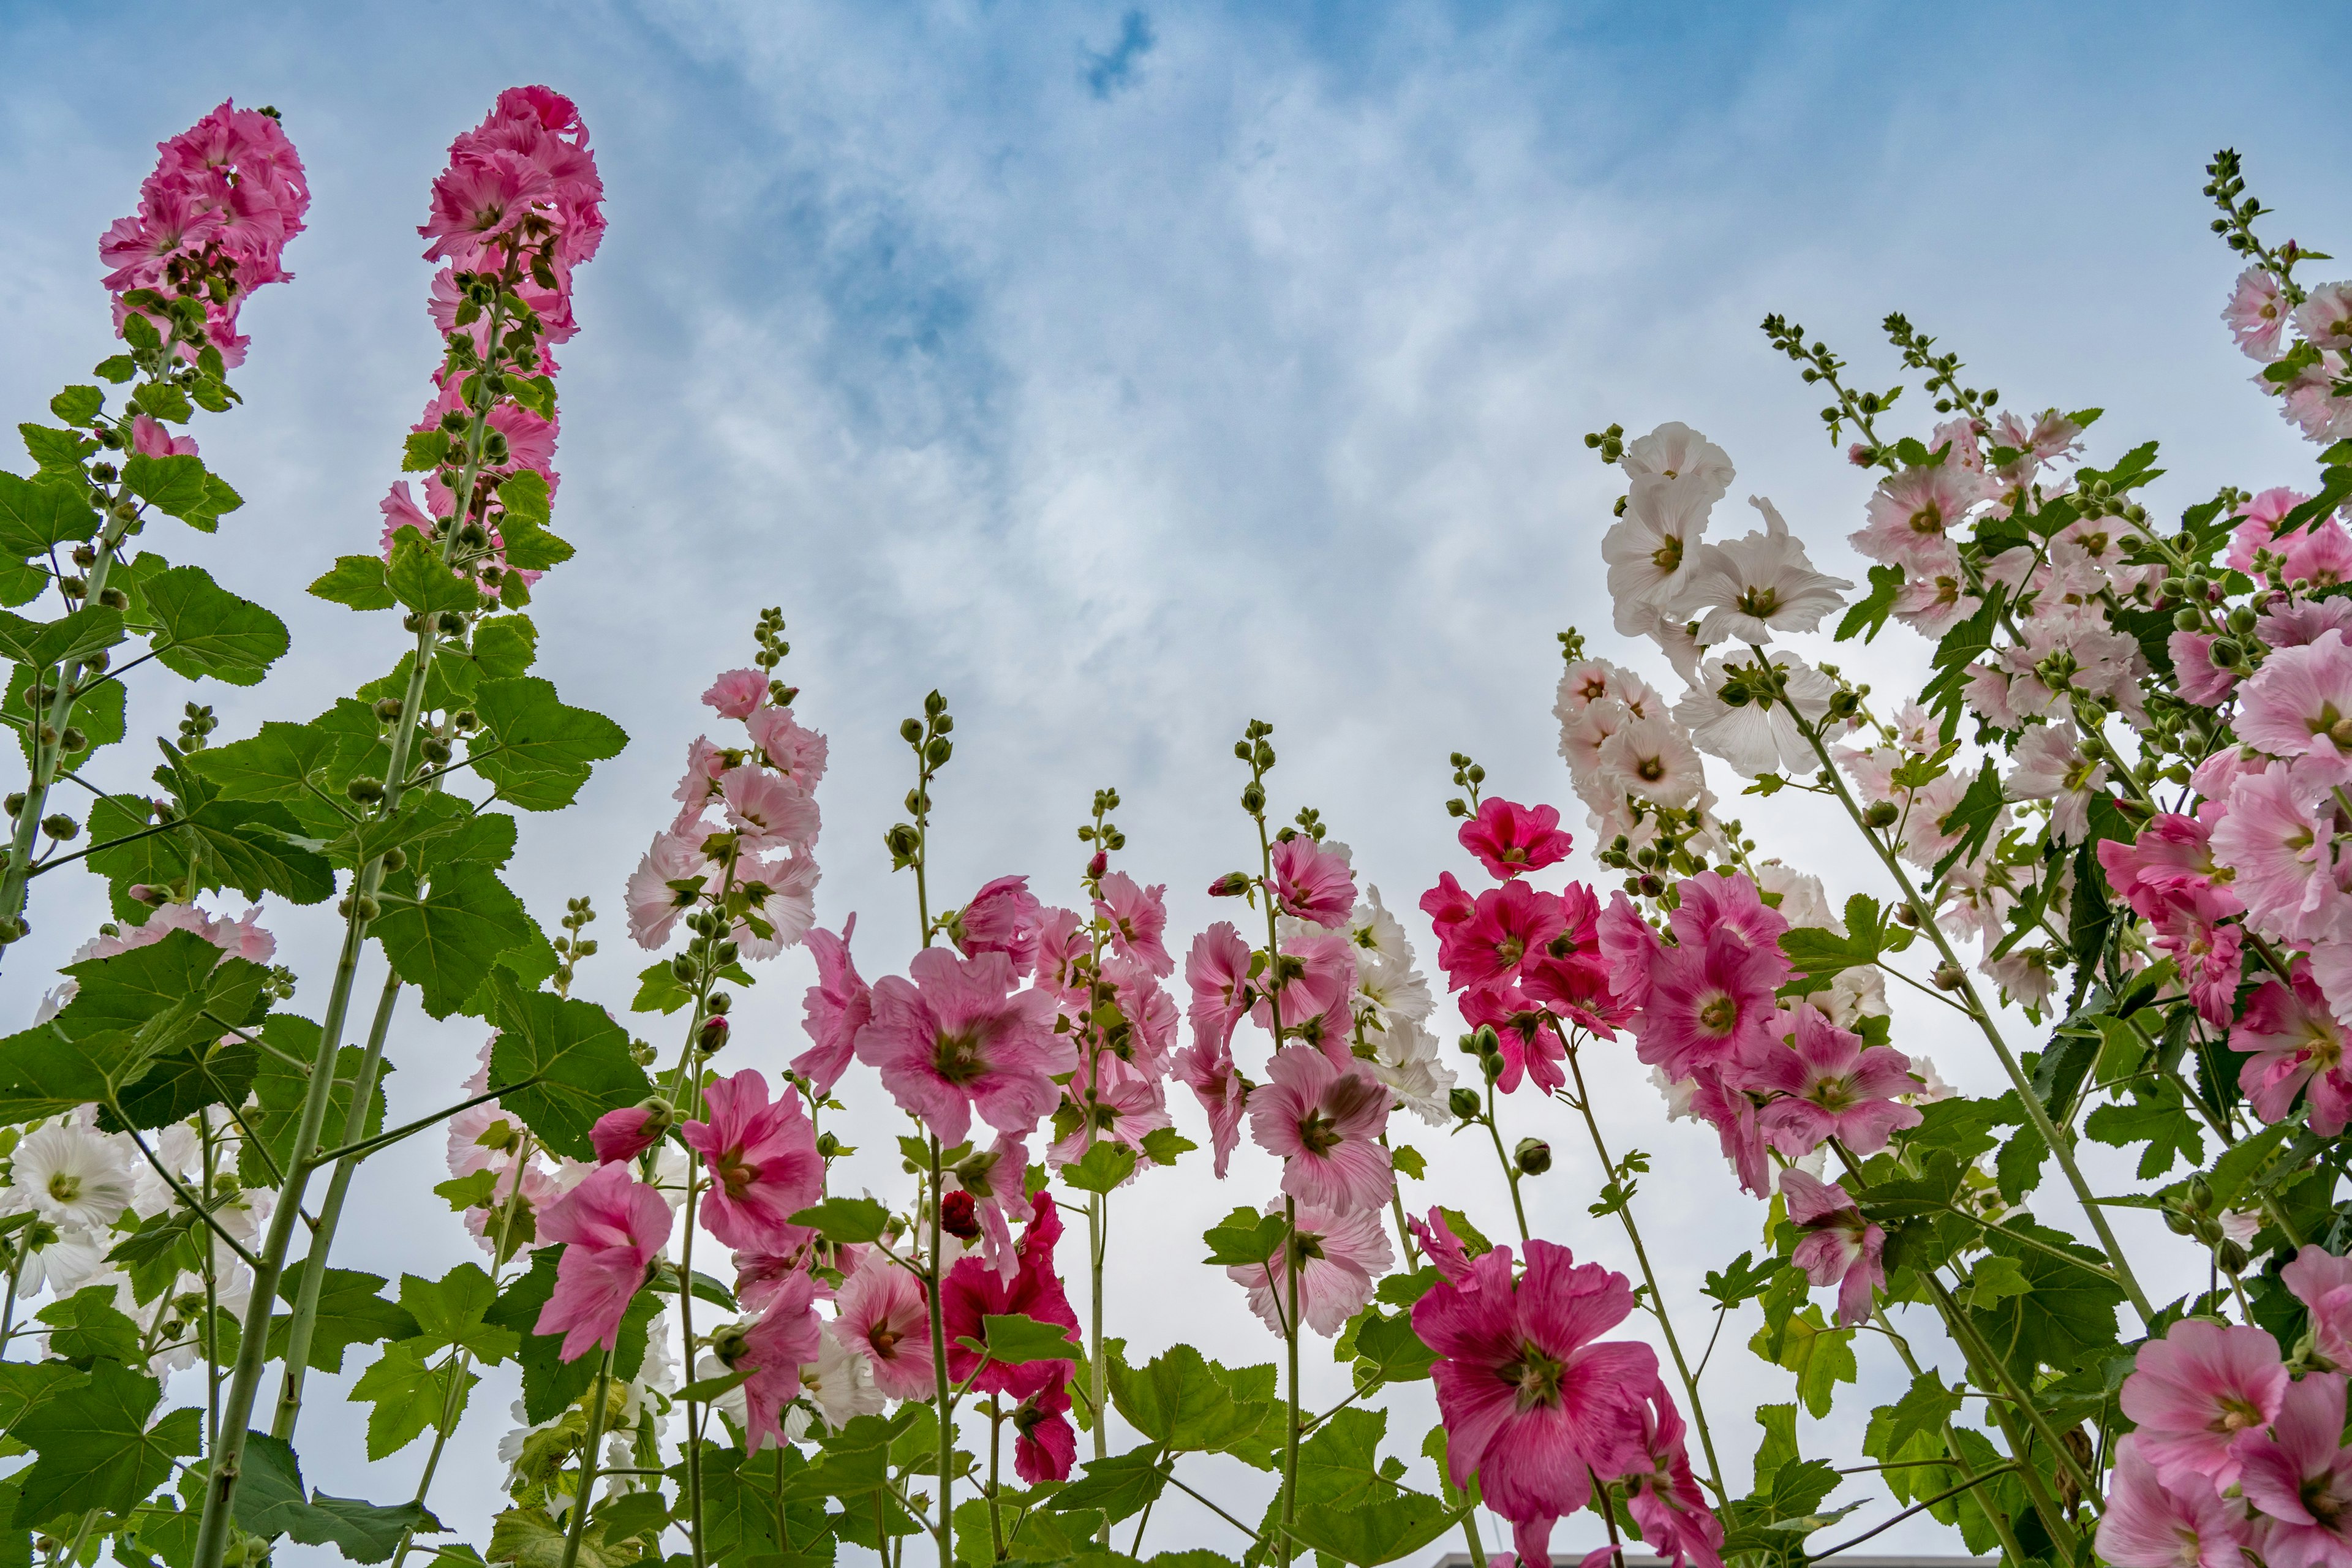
[121,452,208,518]
[491,470,575,572]
[1866,1371,1962,1472]
[374,862,543,1020]
[10,1359,197,1525]
[387,530,480,617]
[1836,562,1905,643]
[1061,1140,1139,1193]
[1139,1126,1196,1166]
[0,472,96,557]
[1047,1448,1167,1523]
[0,603,123,671]
[351,1340,476,1461]
[486,971,653,1160]
[1200,1206,1287,1267]
[1972,1220,2124,1373]
[980,1312,1080,1365]
[1703,1250,1781,1307]
[1350,1312,1436,1387]
[241,1023,391,1188]
[631,960,695,1015]
[474,615,538,679]
[48,388,102,426]
[1752,1403,1799,1490]
[2206,1120,2293,1210]
[486,1246,661,1422]
[675,1366,753,1403]
[37,1286,144,1366]
[787,1196,892,1245]
[400,1262,519,1363]
[138,563,288,684]
[1962,1253,2033,1309]
[17,424,94,477]
[467,676,628,812]
[186,719,345,805]
[2087,1091,2206,1180]
[130,379,192,424]
[1284,1491,1458,1566]
[107,1033,260,1131]
[268,1262,422,1373]
[1109,1343,1275,1455]
[309,554,398,611]
[234,1431,444,1562]
[1932,760,2007,878]
[1749,1304,1855,1419]
[401,431,447,473]
[1778,894,1910,987]
[0,1362,79,1436]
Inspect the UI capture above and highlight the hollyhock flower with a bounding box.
[1247,1046,1393,1212]
[1406,1207,1479,1286]
[1441,880,1567,991]
[2169,631,2242,709]
[1668,870,1790,956]
[701,669,767,720]
[959,876,1042,976]
[532,1164,671,1362]
[833,1254,935,1400]
[1754,1011,1923,1157]
[2236,1371,2352,1567]
[793,918,871,1097]
[2150,889,2245,1031]
[589,1105,666,1166]
[2229,487,2318,571]
[2286,1246,2352,1368]
[1521,954,1632,1041]
[1983,947,2059,1014]
[2231,962,2352,1136]
[1185,922,1253,1052]
[1557,657,1642,719]
[1253,929,1359,1057]
[1012,1376,1077,1484]
[2227,267,2292,360]
[129,415,198,460]
[729,1270,821,1453]
[625,828,710,949]
[722,766,820,853]
[1229,1199,1392,1336]
[1093,872,1173,977]
[1608,1382,1724,1568]
[1173,1033,1247,1178]
[856,947,1074,1146]
[420,148,556,267]
[2211,763,2351,946]
[2244,630,2352,760]
[2097,1435,2248,1568]
[11,1123,134,1231]
[1675,654,1839,778]
[1420,871,1478,932]
[1458,798,1574,881]
[1684,497,1852,644]
[2299,282,2352,353]
[682,1071,823,1254]
[801,1322,886,1432]
[1621,421,1736,509]
[2265,597,2352,652]
[2101,815,2239,921]
[1780,1169,1884,1326]
[1107,958,1179,1074]
[1635,930,1784,1080]
[732,854,820,961]
[1414,1240,1659,1567]
[1269,836,1357,927]
[1355,944,1434,1028]
[1597,714,1709,810]
[1367,1017,1457,1125]
[1053,1055,1171,1172]
[1461,984,1572,1094]
[941,1193,1080,1393]
[1597,894,1662,1007]
[1602,477,1715,631]
[2119,1317,2289,1487]
[1852,461,1995,573]
[2007,721,2109,844]
[946,1133,1035,1281]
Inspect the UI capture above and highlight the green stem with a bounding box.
[929,1137,952,1568]
[557,1349,616,1568]
[1874,1309,2033,1568]
[1479,1079,1528,1243]
[1280,1194,1300,1568]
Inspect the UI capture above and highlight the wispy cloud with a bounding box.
[1083,8,1157,99]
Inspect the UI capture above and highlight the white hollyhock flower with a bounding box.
[807,1321,884,1430]
[1368,1017,1456,1126]
[1602,478,1714,631]
[1755,861,1838,932]
[15,1221,109,1297]
[1674,655,1838,778]
[1597,713,1708,809]
[13,1122,135,1231]
[1347,888,1415,969]
[1686,497,1852,645]
[1620,421,1736,510]
[1649,1067,1700,1122]
[1355,950,1433,1027]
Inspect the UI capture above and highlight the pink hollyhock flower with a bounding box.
[1420,870,1477,932]
[1459,798,1574,881]
[1406,1207,1479,1286]
[589,1104,665,1166]
[855,947,1075,1146]
[682,1071,823,1254]
[744,704,827,787]
[2169,631,2242,709]
[2148,887,2246,1031]
[2100,815,2240,921]
[1091,871,1173,977]
[2228,487,2316,571]
[1689,1066,1772,1197]
[2242,630,2352,760]
[1851,461,1994,573]
[1634,929,1785,1080]
[941,1193,1080,1394]
[732,854,820,961]
[946,1132,1035,1281]
[1185,922,1254,1052]
[2264,597,2352,651]
[722,766,820,853]
[1666,870,1790,957]
[2236,1371,2352,1566]
[1030,906,1091,1002]
[701,668,767,719]
[1172,1032,1247,1178]
[2232,962,2352,1136]
[1251,930,1358,1059]
[1247,1046,1393,1212]
[958,875,1043,976]
[2120,1317,2290,1487]
[1460,983,1570,1095]
[1228,1199,1393,1336]
[833,1253,935,1400]
[2290,521,2352,589]
[1052,1055,1170,1171]
[1413,1239,1659,1568]
[1012,1376,1076,1484]
[794,918,871,1097]
[1780,1169,1884,1327]
[2008,721,2108,844]
[1597,892,1662,1008]
[1606,1381,1724,1568]
[1521,951,1632,1040]
[733,1269,822,1453]
[1441,880,1567,991]
[1270,836,1357,927]
[2210,763,2351,946]
[2286,1246,2352,1369]
[532,1163,672,1362]
[625,827,710,949]
[1754,1010,1922,1157]
[420,147,556,266]
[130,415,197,459]
[2097,1434,2248,1568]
[2226,267,2291,360]
[1107,957,1179,1075]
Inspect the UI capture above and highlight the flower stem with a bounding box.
[1479,1078,1528,1244]
[557,1349,615,1568]
[1280,1194,1300,1568]
[929,1136,953,1568]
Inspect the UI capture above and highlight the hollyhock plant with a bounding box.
[1780,1169,1885,1327]
[1246,1046,1394,1212]
[1227,1199,1393,1336]
[941,1193,1079,1392]
[1753,1009,1923,1156]
[1458,797,1574,881]
[1611,1382,1724,1568]
[944,1133,1036,1281]
[532,1163,673,1363]
[1633,928,1787,1080]
[2119,1318,2289,1487]
[1438,878,1566,990]
[1460,981,1573,1094]
[2235,1373,2352,1567]
[681,1070,823,1254]
[855,946,1074,1147]
[1172,1030,1248,1177]
[1012,1378,1077,1485]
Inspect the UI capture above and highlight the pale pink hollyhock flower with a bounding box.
[1051,1055,1170,1172]
[2237,1371,2352,1566]
[2242,630,2352,760]
[589,1105,664,1166]
[1634,930,1785,1081]
[625,827,709,949]
[2264,597,2352,651]
[1754,1009,1921,1157]
[794,917,870,1097]
[1227,1199,1392,1337]
[1247,1046,1393,1213]
[1962,663,2024,728]
[722,766,820,853]
[2211,763,2349,946]
[1596,713,1708,810]
[947,1131,1035,1282]
[2289,519,2352,588]
[2096,1434,2247,1568]
[2008,721,2108,845]
[1185,922,1253,1052]
[130,414,197,459]
[854,947,1074,1146]
[532,1163,672,1362]
[1414,1239,1658,1568]
[2227,487,2316,571]
[1459,797,1574,881]
[1250,929,1358,1061]
[2169,630,2241,709]
[732,854,819,960]
[1983,947,2059,1014]
[2119,1317,2289,1488]
[1029,907,1090,1001]
[2286,1246,2352,1370]
[670,736,728,824]
[1093,872,1173,977]
[2297,282,2352,353]
[1107,957,1179,1076]
[2099,815,2239,921]
[734,1269,822,1453]
[2226,266,2292,360]
[1850,461,1994,573]
[958,875,1042,976]
[446,1098,524,1179]
[465,1160,561,1256]
[2232,962,2352,1136]
[69,900,277,967]
[833,1253,934,1400]
[682,1071,823,1253]
[744,704,827,786]
[1780,1169,1883,1327]
[1684,496,1852,644]
[1268,835,1357,928]
[1172,1032,1246,1178]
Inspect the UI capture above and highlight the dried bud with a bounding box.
[1931,961,1965,991]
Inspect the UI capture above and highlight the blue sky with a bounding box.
[3,0,2350,1555]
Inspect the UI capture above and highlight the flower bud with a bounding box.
[346,775,385,804]
[1471,1024,1501,1057]
[1208,872,1252,897]
[1086,850,1108,879]
[940,1189,980,1241]
[900,718,924,744]
[1862,801,1899,829]
[372,697,405,723]
[39,815,75,841]
[1931,961,1965,991]
[2218,1239,2250,1275]
[1449,1087,1483,1121]
[709,1322,751,1366]
[97,586,127,610]
[1481,1050,1506,1083]
[1514,1138,1553,1176]
[380,847,407,873]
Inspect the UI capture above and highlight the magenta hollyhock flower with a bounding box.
[1634,929,1785,1080]
[1405,1207,1478,1286]
[734,1269,822,1454]
[2095,1434,2247,1568]
[682,1071,823,1254]
[1781,1169,1884,1327]
[794,918,871,1097]
[1521,952,1632,1041]
[2236,1372,2352,1566]
[2119,1317,2289,1487]
[2149,887,2245,1031]
[532,1163,672,1362]
[856,947,1075,1146]
[589,1104,666,1166]
[2241,630,2352,760]
[834,1253,935,1400]
[721,765,820,854]
[2233,962,2352,1137]
[1753,1009,1923,1158]
[1420,870,1477,932]
[1440,881,1567,992]
[1228,1199,1393,1336]
[1247,1046,1393,1212]
[1665,870,1790,957]
[1689,1065,1771,1197]
[701,668,767,720]
[1460,983,1570,1095]
[1172,1032,1246,1178]
[1093,872,1174,978]
[1412,1239,1659,1567]
[942,1193,1080,1395]
[959,875,1043,976]
[1606,1381,1724,1568]
[1270,836,1357,928]
[1185,922,1253,1052]
[1597,892,1664,1008]
[1012,1376,1076,1484]
[1458,798,1574,882]
[2100,815,2241,922]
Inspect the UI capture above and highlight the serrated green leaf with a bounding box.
[122,452,207,518]
[0,603,123,671]
[48,388,102,426]
[1351,1311,1436,1387]
[10,1359,196,1525]
[374,861,543,1019]
[309,554,398,611]
[268,1262,421,1373]
[1046,1448,1167,1523]
[0,472,96,558]
[491,470,574,571]
[1749,1304,1855,1419]
[2086,1091,2206,1180]
[141,564,288,684]
[467,676,627,812]
[1139,1126,1195,1166]
[980,1312,1080,1365]
[241,1024,391,1188]
[1061,1140,1138,1193]
[350,1340,476,1461]
[399,1262,518,1363]
[37,1285,143,1366]
[486,971,652,1160]
[1284,1490,1459,1566]
[1109,1342,1275,1455]
[788,1196,892,1245]
[235,1431,443,1562]
[1202,1206,1288,1268]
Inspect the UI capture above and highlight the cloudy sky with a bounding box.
[2,0,2350,1557]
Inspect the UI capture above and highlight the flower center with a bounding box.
[871,1328,900,1359]
[1909,504,1945,536]
[1733,586,1781,620]
[1697,993,1739,1035]
[933,1028,987,1084]
[1499,1342,1567,1412]
[45,1173,79,1205]
[1651,536,1683,574]
[2304,1473,2348,1527]
[1297,1110,1343,1156]
[716,1146,758,1199]
[1497,937,1525,966]
[1636,755,1667,783]
[2212,1396,2266,1433]
[1807,1075,1857,1113]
